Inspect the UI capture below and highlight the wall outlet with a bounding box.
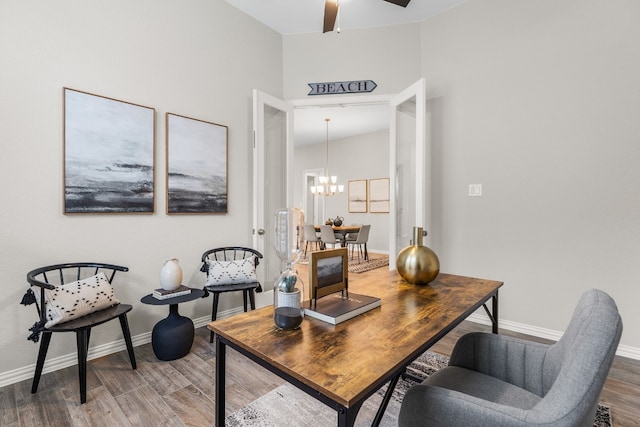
[468,184,482,197]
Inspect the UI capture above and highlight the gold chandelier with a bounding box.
[310,118,344,196]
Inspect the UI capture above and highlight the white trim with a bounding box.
[4,306,636,388]
[467,312,639,360]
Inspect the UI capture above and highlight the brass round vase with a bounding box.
[396,227,440,285]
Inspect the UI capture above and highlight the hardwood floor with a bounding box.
[3,264,639,426]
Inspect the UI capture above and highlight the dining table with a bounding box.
[314,224,361,247]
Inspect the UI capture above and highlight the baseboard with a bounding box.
[467,313,640,360]
[3,306,637,388]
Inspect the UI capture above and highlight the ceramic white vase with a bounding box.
[160,258,183,291]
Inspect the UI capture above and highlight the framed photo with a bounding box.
[64,88,155,214]
[348,179,368,213]
[166,113,228,214]
[369,178,390,213]
[309,248,349,308]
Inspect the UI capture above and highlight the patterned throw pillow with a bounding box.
[36,272,120,328]
[205,256,257,286]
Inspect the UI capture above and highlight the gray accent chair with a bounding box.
[399,288,622,427]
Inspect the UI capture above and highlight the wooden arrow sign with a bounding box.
[308,80,377,96]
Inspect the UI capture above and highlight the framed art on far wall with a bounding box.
[348,179,367,213]
[64,87,156,214]
[369,178,390,213]
[166,113,228,214]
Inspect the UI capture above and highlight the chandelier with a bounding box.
[310,118,344,196]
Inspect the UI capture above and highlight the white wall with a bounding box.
[283,1,640,352]
[420,0,640,350]
[0,0,282,374]
[293,130,390,252]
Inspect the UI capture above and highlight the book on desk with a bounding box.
[152,285,192,300]
[303,292,381,325]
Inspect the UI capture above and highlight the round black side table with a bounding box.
[141,288,205,361]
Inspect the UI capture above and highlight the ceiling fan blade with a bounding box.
[323,0,339,33]
[384,0,411,7]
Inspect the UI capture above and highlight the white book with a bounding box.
[303,292,381,325]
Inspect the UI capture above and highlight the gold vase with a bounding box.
[396,227,440,285]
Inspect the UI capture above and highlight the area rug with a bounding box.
[298,253,389,274]
[226,351,612,426]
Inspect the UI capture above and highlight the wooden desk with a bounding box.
[209,271,502,427]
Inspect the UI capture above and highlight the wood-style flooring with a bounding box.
[2,264,639,426]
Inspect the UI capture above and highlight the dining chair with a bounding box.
[303,224,322,256]
[22,262,136,404]
[201,247,263,342]
[347,224,371,262]
[320,225,341,249]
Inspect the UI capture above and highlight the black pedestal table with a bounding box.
[141,288,205,361]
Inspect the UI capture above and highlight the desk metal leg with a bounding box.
[492,290,499,334]
[215,336,226,426]
[481,290,499,334]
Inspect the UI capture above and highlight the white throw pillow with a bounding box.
[36,272,120,328]
[206,256,257,286]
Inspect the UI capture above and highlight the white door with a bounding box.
[389,78,427,269]
[252,89,294,306]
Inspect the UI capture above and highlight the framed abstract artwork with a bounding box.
[166,113,228,214]
[309,247,349,308]
[369,178,390,213]
[348,179,367,213]
[64,88,155,214]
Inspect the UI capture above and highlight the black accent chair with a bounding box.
[201,247,263,343]
[22,262,136,404]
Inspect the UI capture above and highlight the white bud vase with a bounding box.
[160,258,183,291]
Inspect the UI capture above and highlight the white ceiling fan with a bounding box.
[323,0,411,33]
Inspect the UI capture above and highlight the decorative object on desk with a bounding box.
[396,227,440,285]
[304,292,380,325]
[333,216,344,226]
[325,218,333,225]
[159,258,183,291]
[273,208,305,330]
[308,247,349,309]
[152,284,191,300]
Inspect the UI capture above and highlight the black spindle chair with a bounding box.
[22,262,136,404]
[201,247,263,343]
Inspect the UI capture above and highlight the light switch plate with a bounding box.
[468,184,482,197]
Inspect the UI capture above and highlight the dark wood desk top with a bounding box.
[208,270,502,408]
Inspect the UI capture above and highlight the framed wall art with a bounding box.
[348,179,367,213]
[166,113,228,214]
[309,248,349,308]
[369,178,390,213]
[64,88,155,214]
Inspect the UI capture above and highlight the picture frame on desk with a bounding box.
[309,247,348,308]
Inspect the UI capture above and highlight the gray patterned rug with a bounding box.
[226,351,612,426]
[298,253,389,274]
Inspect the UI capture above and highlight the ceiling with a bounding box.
[224,0,466,35]
[224,0,466,146]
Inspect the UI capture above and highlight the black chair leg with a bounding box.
[249,290,256,310]
[31,331,52,394]
[76,328,90,404]
[119,314,137,370]
[242,290,248,312]
[210,293,220,343]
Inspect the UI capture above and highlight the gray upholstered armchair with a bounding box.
[399,289,622,427]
